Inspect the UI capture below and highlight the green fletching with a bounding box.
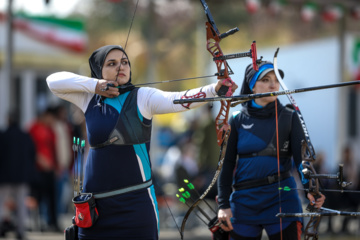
[176,194,186,204]
[81,140,85,147]
[179,188,185,193]
[73,137,76,143]
[279,186,292,191]
[182,191,191,199]
[77,138,80,145]
[183,179,194,189]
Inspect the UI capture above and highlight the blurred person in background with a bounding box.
[217,61,326,240]
[174,140,199,188]
[52,105,74,215]
[312,151,338,234]
[192,105,220,201]
[46,44,237,240]
[0,112,36,240]
[339,146,359,234]
[28,108,60,232]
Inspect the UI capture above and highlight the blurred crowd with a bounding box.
[0,105,83,240]
[313,148,360,235]
[0,103,359,239]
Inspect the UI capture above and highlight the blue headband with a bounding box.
[248,63,274,91]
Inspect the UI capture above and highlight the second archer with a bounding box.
[217,61,325,240]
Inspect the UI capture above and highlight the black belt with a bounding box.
[233,171,291,191]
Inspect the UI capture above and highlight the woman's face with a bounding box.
[252,71,279,106]
[102,49,130,85]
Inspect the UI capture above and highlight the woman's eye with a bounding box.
[121,60,129,65]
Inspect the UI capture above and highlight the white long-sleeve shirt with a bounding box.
[46,71,217,119]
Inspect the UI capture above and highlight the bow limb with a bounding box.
[274,49,322,240]
[180,129,230,239]
[273,48,316,158]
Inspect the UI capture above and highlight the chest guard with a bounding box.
[91,88,152,149]
[237,107,293,158]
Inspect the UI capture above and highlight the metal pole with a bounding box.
[0,0,14,129]
[336,14,347,165]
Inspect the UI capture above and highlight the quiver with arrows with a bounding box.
[72,193,99,228]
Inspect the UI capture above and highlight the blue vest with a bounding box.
[90,88,152,148]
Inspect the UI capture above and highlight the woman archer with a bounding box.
[217,61,326,240]
[47,44,237,240]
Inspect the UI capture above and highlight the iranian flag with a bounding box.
[9,13,87,53]
[353,38,360,89]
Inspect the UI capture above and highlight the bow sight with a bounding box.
[302,162,352,192]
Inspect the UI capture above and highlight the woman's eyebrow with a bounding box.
[105,59,116,63]
[106,57,128,62]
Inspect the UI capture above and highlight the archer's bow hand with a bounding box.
[307,192,326,210]
[215,80,238,97]
[218,208,233,232]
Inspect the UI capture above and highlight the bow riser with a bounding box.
[205,22,233,146]
[215,101,231,146]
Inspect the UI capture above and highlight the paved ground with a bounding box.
[1,228,360,240]
[1,213,360,240]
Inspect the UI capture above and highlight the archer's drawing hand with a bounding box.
[95,80,120,98]
[218,208,233,231]
[307,192,326,209]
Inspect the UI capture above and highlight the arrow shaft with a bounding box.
[173,80,360,105]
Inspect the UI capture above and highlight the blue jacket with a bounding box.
[218,100,306,224]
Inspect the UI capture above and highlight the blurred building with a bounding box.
[0,12,87,129]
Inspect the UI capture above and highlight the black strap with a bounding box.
[93,179,153,199]
[90,136,119,149]
[233,171,291,191]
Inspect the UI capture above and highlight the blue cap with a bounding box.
[248,63,276,91]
